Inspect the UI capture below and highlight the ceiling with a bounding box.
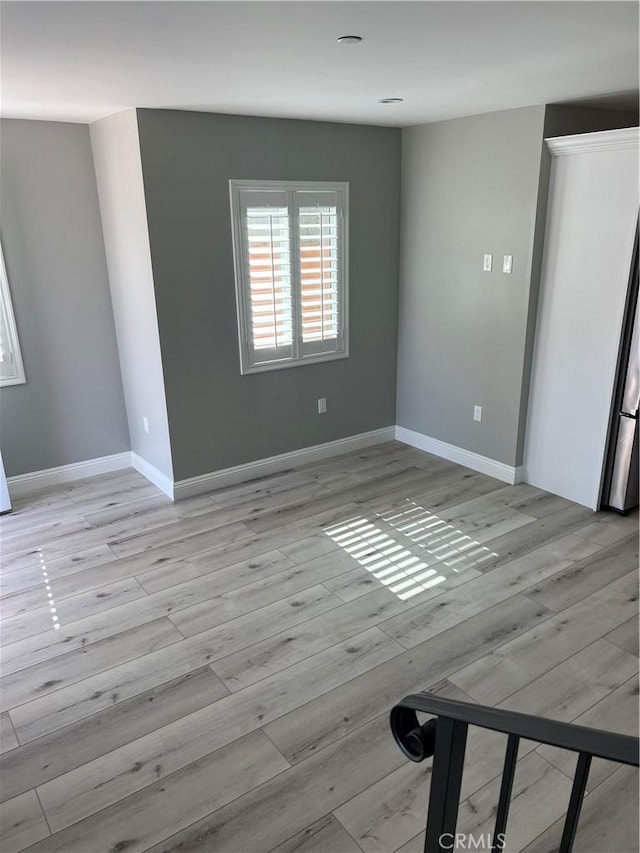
[1,1,638,127]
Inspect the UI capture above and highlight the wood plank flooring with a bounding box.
[0,441,637,853]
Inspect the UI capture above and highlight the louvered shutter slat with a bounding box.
[245,206,294,351]
[298,205,340,345]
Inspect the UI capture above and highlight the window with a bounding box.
[230,180,349,374]
[0,240,26,387]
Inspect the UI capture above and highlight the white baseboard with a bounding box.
[6,452,132,497]
[4,429,394,503]
[395,425,522,485]
[130,453,174,499]
[6,425,521,503]
[173,426,396,500]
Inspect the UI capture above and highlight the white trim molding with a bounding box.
[546,126,639,157]
[395,426,522,485]
[4,429,394,502]
[6,452,131,497]
[5,425,522,503]
[130,453,174,499]
[173,427,395,500]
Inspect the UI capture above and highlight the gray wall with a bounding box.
[0,119,129,477]
[396,104,639,470]
[90,110,174,480]
[543,104,639,137]
[397,106,547,467]
[136,109,401,481]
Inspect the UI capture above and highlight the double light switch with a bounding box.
[483,254,513,273]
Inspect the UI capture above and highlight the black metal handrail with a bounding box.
[390,692,639,853]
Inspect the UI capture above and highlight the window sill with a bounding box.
[241,350,349,376]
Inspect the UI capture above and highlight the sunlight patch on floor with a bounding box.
[38,547,62,631]
[323,499,498,602]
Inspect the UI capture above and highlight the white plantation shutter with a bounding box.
[233,188,294,368]
[230,181,348,374]
[0,241,26,387]
[245,205,293,351]
[297,191,343,356]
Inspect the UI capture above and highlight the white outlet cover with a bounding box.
[473,405,482,422]
[483,254,492,272]
[503,254,513,274]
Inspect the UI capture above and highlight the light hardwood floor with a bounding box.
[0,441,637,853]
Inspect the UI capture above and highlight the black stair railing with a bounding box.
[390,692,639,853]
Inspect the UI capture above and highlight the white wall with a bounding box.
[523,128,639,509]
[90,110,173,484]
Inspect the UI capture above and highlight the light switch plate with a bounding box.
[503,254,513,274]
[483,254,493,272]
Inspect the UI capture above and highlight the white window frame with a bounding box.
[230,179,349,375]
[0,239,26,387]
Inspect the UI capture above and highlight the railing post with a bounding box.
[491,734,520,852]
[559,752,592,853]
[423,716,468,853]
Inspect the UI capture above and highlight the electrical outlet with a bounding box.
[317,398,327,414]
[473,405,482,423]
[143,416,150,434]
[483,254,493,272]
